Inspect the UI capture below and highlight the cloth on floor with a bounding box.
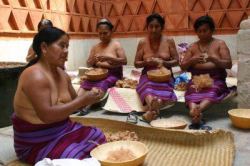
[35,158,100,166]
[12,114,106,165]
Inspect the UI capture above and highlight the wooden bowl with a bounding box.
[78,66,89,76]
[90,141,148,166]
[150,118,187,129]
[147,68,171,83]
[228,109,250,129]
[85,68,108,81]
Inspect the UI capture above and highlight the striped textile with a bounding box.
[136,67,177,104]
[11,114,106,165]
[81,67,123,92]
[185,68,236,104]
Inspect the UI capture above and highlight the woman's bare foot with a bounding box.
[142,110,158,123]
[190,107,202,124]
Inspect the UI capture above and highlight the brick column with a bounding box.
[237,16,250,108]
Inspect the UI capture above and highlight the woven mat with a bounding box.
[8,117,235,166]
[72,117,235,166]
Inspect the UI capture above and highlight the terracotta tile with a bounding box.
[119,15,133,31]
[166,14,187,29]
[238,0,250,8]
[122,2,133,15]
[28,11,43,30]
[192,1,205,12]
[137,1,147,15]
[220,13,233,28]
[219,0,231,9]
[200,0,213,11]
[90,17,97,32]
[40,0,50,10]
[70,15,81,32]
[66,0,75,13]
[210,0,223,10]
[166,0,186,13]
[26,0,42,9]
[127,0,140,15]
[208,11,225,27]
[115,18,125,32]
[12,9,29,31]
[82,16,90,32]
[86,0,94,15]
[142,0,154,13]
[128,17,139,31]
[156,0,167,13]
[228,0,242,9]
[152,0,162,14]
[0,7,11,30]
[0,0,9,5]
[227,11,245,27]
[60,14,71,31]
[112,0,125,16]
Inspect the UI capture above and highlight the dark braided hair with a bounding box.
[26,27,67,67]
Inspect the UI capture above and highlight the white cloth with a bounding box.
[35,158,100,166]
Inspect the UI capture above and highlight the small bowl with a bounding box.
[90,141,148,166]
[228,109,250,129]
[85,68,108,81]
[150,118,187,129]
[147,68,171,83]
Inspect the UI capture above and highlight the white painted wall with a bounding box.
[0,34,237,70]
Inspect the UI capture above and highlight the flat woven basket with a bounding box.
[8,117,235,166]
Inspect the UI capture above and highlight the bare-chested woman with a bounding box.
[12,27,106,164]
[134,13,178,122]
[181,15,236,129]
[78,19,127,101]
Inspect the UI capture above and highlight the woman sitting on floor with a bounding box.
[12,27,106,164]
[180,15,236,129]
[134,13,179,122]
[78,19,127,102]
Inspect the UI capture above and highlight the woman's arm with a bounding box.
[22,69,102,124]
[208,40,232,69]
[87,47,97,67]
[180,44,204,70]
[65,72,77,99]
[26,46,36,62]
[109,42,127,65]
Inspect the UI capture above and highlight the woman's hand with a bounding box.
[191,54,205,64]
[82,89,103,106]
[145,57,163,67]
[96,55,109,61]
[207,54,218,63]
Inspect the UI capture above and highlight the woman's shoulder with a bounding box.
[212,38,226,45]
[20,65,48,85]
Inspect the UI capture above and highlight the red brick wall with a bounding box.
[0,0,249,38]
